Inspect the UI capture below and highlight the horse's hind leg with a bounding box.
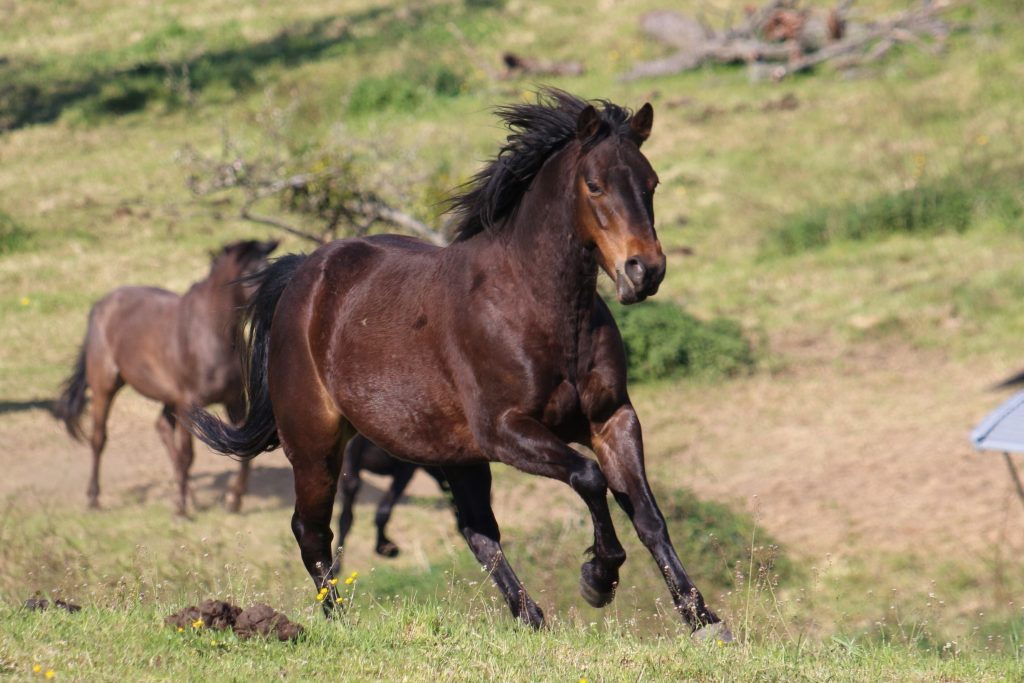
[85,377,122,509]
[283,420,348,615]
[156,405,194,517]
[374,464,415,558]
[224,397,249,513]
[336,438,362,558]
[224,459,250,514]
[446,463,545,629]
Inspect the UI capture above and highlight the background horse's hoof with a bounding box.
[375,541,400,558]
[224,494,242,514]
[691,621,734,644]
[578,576,615,608]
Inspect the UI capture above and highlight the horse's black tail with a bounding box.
[53,330,90,441]
[189,253,308,459]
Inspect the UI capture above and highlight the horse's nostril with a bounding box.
[625,257,646,286]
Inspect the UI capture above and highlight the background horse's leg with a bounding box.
[374,464,416,558]
[336,437,362,558]
[85,379,121,509]
[225,460,250,514]
[492,413,626,608]
[158,405,194,517]
[224,397,250,513]
[283,421,348,615]
[445,463,545,629]
[592,405,728,639]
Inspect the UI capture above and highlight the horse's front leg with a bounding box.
[491,412,627,609]
[591,404,731,640]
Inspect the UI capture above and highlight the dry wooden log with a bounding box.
[501,52,584,78]
[621,0,958,82]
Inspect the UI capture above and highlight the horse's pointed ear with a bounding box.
[577,105,600,141]
[630,103,654,145]
[261,240,280,257]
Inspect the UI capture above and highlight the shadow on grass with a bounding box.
[0,4,439,131]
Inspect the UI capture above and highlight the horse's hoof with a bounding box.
[375,542,400,558]
[87,500,101,511]
[225,495,242,514]
[518,602,546,630]
[578,576,615,608]
[691,621,734,644]
[579,562,616,608]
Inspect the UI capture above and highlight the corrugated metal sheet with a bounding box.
[971,391,1024,453]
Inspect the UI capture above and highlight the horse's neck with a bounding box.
[181,267,240,347]
[502,148,599,367]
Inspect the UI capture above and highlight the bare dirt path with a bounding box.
[1,337,1021,563]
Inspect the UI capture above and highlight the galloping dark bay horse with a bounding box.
[191,90,730,639]
[54,239,278,516]
[338,433,450,558]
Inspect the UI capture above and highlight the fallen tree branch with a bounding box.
[621,0,959,82]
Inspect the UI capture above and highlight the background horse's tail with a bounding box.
[53,328,90,441]
[189,253,307,459]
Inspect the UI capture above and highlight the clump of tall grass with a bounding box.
[765,162,1024,255]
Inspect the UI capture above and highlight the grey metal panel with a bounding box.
[972,391,1024,454]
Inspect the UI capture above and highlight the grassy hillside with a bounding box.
[2,0,1024,679]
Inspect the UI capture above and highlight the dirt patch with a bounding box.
[165,599,303,642]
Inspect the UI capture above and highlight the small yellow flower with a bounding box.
[177,627,184,633]
[318,586,329,595]
[33,664,42,673]
[976,134,989,146]
[211,639,217,646]
[192,618,203,629]
[335,596,345,604]
[717,639,725,647]
[45,670,56,679]
[328,578,338,586]
[20,297,30,306]
[579,678,588,683]
[344,577,354,585]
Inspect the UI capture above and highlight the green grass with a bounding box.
[2,600,1020,682]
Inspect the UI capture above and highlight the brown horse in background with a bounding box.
[54,239,278,516]
[191,90,730,639]
[338,433,450,558]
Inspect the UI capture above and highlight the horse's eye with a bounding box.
[586,180,602,195]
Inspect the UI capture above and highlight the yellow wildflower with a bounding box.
[20,297,30,306]
[192,618,203,629]
[177,627,184,633]
[328,578,338,586]
[45,671,55,679]
[316,593,326,602]
[717,639,725,647]
[335,596,345,604]
[976,134,989,146]
[579,678,588,683]
[33,664,42,673]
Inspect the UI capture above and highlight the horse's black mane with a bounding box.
[447,88,638,242]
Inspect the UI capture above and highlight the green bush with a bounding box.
[766,163,1024,255]
[607,299,755,382]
